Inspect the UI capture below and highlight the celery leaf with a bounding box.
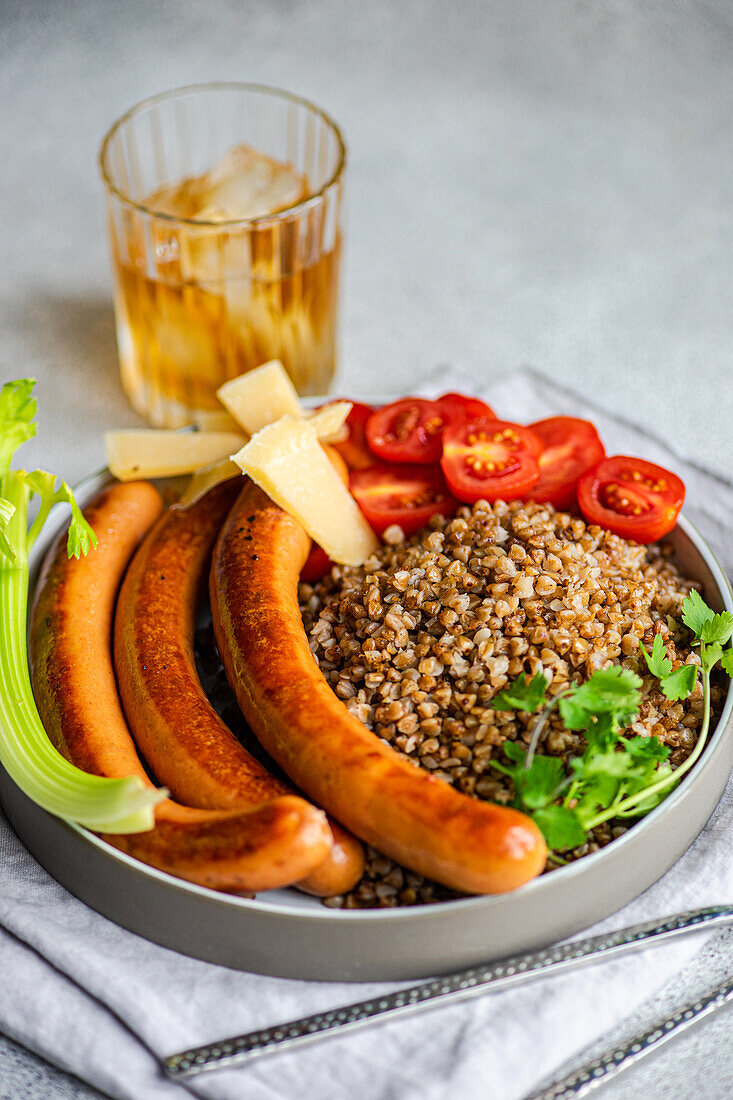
[0,379,37,475]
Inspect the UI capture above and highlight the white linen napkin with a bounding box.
[2,367,732,1100]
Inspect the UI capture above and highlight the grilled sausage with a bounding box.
[30,480,332,892]
[113,480,364,895]
[211,482,548,895]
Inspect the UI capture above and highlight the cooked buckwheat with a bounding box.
[299,499,721,909]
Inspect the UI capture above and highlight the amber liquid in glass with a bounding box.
[110,146,341,426]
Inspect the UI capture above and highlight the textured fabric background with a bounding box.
[1,1,732,1096]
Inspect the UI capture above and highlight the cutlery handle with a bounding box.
[163,905,733,1078]
[525,974,733,1100]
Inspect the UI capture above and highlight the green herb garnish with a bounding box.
[492,672,549,714]
[639,633,673,680]
[491,590,730,853]
[0,379,165,832]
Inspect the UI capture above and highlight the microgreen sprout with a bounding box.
[490,588,730,853]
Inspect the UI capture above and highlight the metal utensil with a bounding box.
[163,904,733,1078]
[524,972,733,1099]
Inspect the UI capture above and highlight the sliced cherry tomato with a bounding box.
[576,455,685,543]
[441,417,542,503]
[328,401,375,471]
[350,464,459,536]
[522,416,606,510]
[366,398,447,464]
[301,544,333,583]
[436,392,497,424]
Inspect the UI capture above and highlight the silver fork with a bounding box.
[524,971,733,1099]
[163,904,733,1078]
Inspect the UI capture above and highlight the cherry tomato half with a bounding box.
[301,544,333,583]
[576,455,685,543]
[328,401,375,471]
[366,398,448,464]
[436,392,496,424]
[523,417,606,510]
[350,464,459,536]
[441,418,542,503]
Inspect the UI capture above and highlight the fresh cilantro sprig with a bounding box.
[492,672,548,714]
[491,666,651,847]
[637,591,733,709]
[609,588,733,827]
[559,667,642,733]
[490,742,585,849]
[638,633,696,701]
[494,666,643,739]
[490,590,731,854]
[682,589,733,645]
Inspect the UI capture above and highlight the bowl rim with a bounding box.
[31,463,733,924]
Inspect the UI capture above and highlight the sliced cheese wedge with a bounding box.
[106,430,246,481]
[305,401,352,443]
[232,416,379,566]
[217,361,302,435]
[175,458,242,508]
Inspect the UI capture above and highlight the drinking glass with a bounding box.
[99,83,346,427]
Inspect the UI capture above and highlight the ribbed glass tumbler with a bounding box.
[99,83,346,426]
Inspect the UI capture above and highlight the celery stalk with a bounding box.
[0,380,165,833]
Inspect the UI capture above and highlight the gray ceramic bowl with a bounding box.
[2,469,732,981]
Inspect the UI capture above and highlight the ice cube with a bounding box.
[152,288,222,385]
[194,145,308,221]
[145,146,307,223]
[145,177,201,219]
[144,146,307,285]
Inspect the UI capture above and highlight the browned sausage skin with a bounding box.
[113,480,364,895]
[30,480,333,893]
[114,480,274,811]
[211,482,548,895]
